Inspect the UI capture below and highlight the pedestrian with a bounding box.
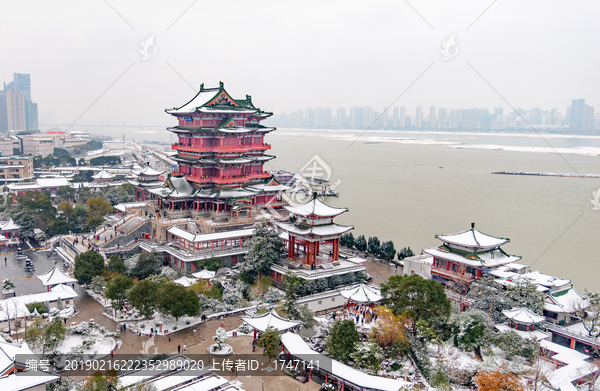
[4,257,6,265]
[168,334,171,342]
[110,349,114,358]
[178,345,181,354]
[262,347,266,356]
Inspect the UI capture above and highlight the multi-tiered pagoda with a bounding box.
[149,82,288,217]
[277,197,353,267]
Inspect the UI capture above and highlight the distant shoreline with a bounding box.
[492,171,600,178]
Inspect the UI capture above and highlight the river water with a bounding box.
[99,127,600,292]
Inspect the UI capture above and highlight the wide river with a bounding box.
[113,127,600,291]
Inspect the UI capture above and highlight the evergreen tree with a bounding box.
[367,236,380,255]
[107,255,126,274]
[257,326,281,361]
[379,240,396,261]
[130,251,161,279]
[74,251,106,285]
[104,275,133,310]
[128,279,159,320]
[239,222,284,283]
[156,282,200,326]
[381,274,451,333]
[326,320,359,362]
[354,235,367,252]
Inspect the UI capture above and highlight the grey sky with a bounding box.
[1,0,598,127]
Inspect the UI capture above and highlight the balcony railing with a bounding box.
[184,172,271,185]
[431,265,476,283]
[171,144,271,154]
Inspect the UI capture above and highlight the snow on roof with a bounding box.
[36,176,69,187]
[281,332,411,391]
[284,198,348,218]
[276,222,353,238]
[166,375,229,391]
[241,310,301,332]
[166,88,220,114]
[0,298,30,322]
[114,202,148,213]
[502,308,546,324]
[36,263,77,286]
[339,283,382,304]
[436,225,509,249]
[495,324,549,341]
[540,340,595,390]
[92,168,115,179]
[138,164,164,176]
[168,226,254,243]
[12,284,78,306]
[505,262,529,270]
[487,269,517,279]
[192,269,216,280]
[423,247,518,268]
[544,288,590,313]
[173,276,197,288]
[0,339,59,386]
[0,218,19,231]
[510,271,571,288]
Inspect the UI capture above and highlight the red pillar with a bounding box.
[570,338,576,349]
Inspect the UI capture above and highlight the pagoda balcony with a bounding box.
[431,265,476,284]
[184,171,270,185]
[172,143,271,154]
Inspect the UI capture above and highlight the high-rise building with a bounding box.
[336,107,346,128]
[494,107,504,116]
[399,106,406,128]
[569,99,595,131]
[415,106,423,128]
[429,106,437,128]
[0,73,38,132]
[438,108,447,129]
[392,107,399,128]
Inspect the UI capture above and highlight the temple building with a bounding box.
[271,196,365,285]
[423,223,521,290]
[128,163,165,201]
[277,197,353,268]
[143,82,288,220]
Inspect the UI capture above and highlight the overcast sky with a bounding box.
[1,0,598,126]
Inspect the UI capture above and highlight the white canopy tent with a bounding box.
[36,262,77,288]
[192,269,216,280]
[340,283,382,304]
[173,276,198,288]
[241,310,301,333]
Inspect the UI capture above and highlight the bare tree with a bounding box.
[571,289,600,337]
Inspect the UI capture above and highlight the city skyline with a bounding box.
[1,0,599,127]
[273,98,598,131]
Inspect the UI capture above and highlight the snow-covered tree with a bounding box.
[328,275,341,289]
[212,327,228,350]
[90,275,106,294]
[350,340,384,375]
[222,287,244,306]
[239,222,284,283]
[261,287,284,305]
[316,278,328,292]
[571,288,600,337]
[3,279,15,291]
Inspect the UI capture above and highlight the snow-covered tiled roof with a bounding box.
[509,271,571,288]
[436,225,509,249]
[339,283,382,304]
[137,164,164,176]
[92,169,115,179]
[424,247,519,268]
[284,198,348,218]
[502,307,546,324]
[0,218,19,231]
[36,176,69,187]
[36,263,77,286]
[166,88,220,114]
[544,288,590,313]
[241,310,301,332]
[168,226,254,243]
[276,222,353,238]
[281,332,411,391]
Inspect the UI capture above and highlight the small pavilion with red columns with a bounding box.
[277,196,352,268]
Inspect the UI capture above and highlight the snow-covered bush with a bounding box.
[160,266,180,279]
[238,324,252,334]
[222,287,243,306]
[90,275,106,294]
[3,279,15,291]
[212,327,228,349]
[198,294,236,316]
[261,287,284,304]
